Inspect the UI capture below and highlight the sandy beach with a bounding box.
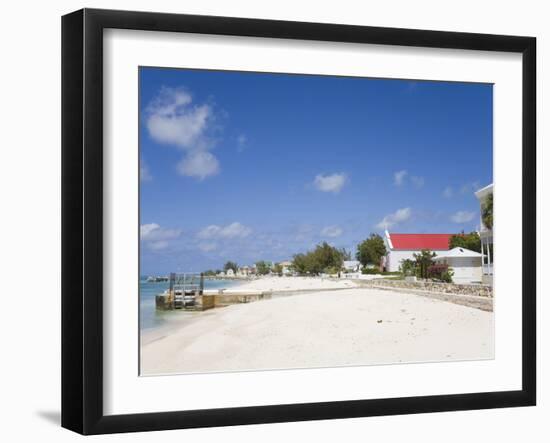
[224,275,360,292]
[141,278,494,375]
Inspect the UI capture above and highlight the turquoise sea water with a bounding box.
[139,278,241,331]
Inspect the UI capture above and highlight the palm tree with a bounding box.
[482,193,493,230]
[412,249,436,279]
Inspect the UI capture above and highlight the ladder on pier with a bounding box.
[169,273,204,309]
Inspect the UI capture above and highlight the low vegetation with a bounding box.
[427,263,454,283]
[400,249,454,283]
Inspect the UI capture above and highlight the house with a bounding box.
[383,230,453,272]
[475,183,493,285]
[343,260,361,272]
[237,265,251,276]
[226,269,235,277]
[433,247,483,284]
[278,260,293,275]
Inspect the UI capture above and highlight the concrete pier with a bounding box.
[155,289,271,311]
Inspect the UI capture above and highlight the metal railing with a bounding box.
[169,272,204,308]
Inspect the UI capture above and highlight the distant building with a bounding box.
[278,260,293,275]
[434,247,483,284]
[343,260,361,272]
[475,183,493,285]
[226,269,235,277]
[383,231,453,272]
[237,265,251,276]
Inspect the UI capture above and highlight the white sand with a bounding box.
[141,287,494,375]
[227,275,359,292]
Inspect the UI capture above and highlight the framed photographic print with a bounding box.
[61,8,536,435]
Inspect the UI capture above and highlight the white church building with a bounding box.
[382,231,454,273]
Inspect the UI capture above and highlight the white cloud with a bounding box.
[140,159,152,182]
[198,242,217,252]
[443,186,453,198]
[393,170,408,186]
[145,87,220,180]
[140,223,182,250]
[376,207,412,230]
[177,151,220,180]
[197,222,252,240]
[148,240,169,251]
[411,176,425,188]
[321,225,343,238]
[450,211,475,223]
[237,134,247,152]
[146,87,211,149]
[394,170,424,188]
[140,223,160,239]
[313,173,348,194]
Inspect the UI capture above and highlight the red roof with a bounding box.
[388,233,453,250]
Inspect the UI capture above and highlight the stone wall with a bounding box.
[358,278,493,311]
[361,278,493,298]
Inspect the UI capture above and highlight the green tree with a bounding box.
[291,242,346,275]
[223,261,238,273]
[273,263,283,276]
[255,260,271,275]
[449,231,481,253]
[291,253,309,275]
[413,249,436,279]
[312,242,346,274]
[482,193,493,230]
[356,234,387,268]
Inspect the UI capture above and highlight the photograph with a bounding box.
[138,67,495,376]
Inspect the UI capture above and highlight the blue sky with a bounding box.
[139,67,493,274]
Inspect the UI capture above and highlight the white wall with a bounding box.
[446,257,483,284]
[0,1,546,442]
[387,250,416,272]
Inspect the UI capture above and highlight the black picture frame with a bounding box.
[62,8,536,435]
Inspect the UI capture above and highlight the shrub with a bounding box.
[413,249,436,279]
[362,268,381,275]
[427,264,454,283]
[399,258,417,277]
[440,270,454,283]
